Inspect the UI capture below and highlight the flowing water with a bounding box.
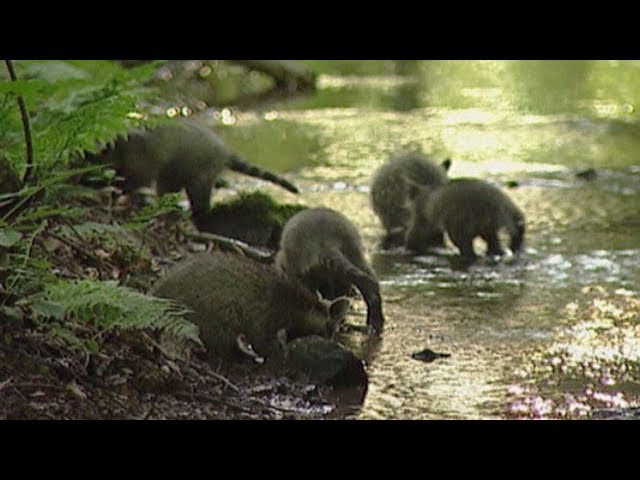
[213,60,640,419]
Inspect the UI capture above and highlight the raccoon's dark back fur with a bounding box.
[275,208,385,332]
[408,178,525,258]
[93,120,299,220]
[371,152,450,246]
[275,208,369,279]
[150,252,338,360]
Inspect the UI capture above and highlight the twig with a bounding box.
[206,371,240,392]
[4,60,33,185]
[49,232,111,275]
[140,331,181,362]
[12,382,68,392]
[0,377,13,392]
[173,391,254,415]
[245,396,297,414]
[142,403,155,420]
[140,332,240,392]
[182,230,274,263]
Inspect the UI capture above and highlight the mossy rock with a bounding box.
[198,191,307,249]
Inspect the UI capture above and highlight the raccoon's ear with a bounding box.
[441,158,452,172]
[329,296,351,323]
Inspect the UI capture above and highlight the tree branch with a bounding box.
[182,230,275,263]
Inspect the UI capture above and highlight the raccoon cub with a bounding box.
[88,120,299,223]
[150,252,350,363]
[371,152,451,249]
[406,178,525,260]
[275,208,385,334]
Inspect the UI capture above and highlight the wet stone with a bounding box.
[411,349,452,363]
[285,336,368,387]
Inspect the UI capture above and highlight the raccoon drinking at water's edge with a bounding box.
[275,208,385,334]
[371,152,451,249]
[406,178,525,261]
[150,252,350,364]
[86,119,299,225]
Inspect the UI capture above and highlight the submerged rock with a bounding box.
[411,348,451,363]
[575,168,598,181]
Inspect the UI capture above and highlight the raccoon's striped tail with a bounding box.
[511,218,526,253]
[228,154,299,194]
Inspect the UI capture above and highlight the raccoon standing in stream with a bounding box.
[275,208,385,334]
[150,252,351,363]
[406,178,525,261]
[87,120,299,225]
[370,152,451,249]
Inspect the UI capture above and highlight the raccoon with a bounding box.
[275,208,385,334]
[406,178,525,260]
[150,251,350,363]
[371,152,451,249]
[88,120,299,223]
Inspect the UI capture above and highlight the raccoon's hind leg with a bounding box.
[381,227,406,250]
[510,221,525,253]
[484,230,505,257]
[184,175,215,222]
[406,224,445,254]
[448,229,477,261]
[156,165,184,196]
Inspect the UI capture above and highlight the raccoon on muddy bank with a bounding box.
[275,208,385,334]
[86,119,299,225]
[150,252,350,363]
[371,152,451,249]
[406,178,525,261]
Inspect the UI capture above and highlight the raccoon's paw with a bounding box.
[236,334,265,364]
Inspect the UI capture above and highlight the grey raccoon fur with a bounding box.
[150,252,350,362]
[370,152,451,249]
[406,178,525,259]
[275,208,385,333]
[89,120,299,223]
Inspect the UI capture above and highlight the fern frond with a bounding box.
[55,221,129,238]
[26,279,201,345]
[125,193,187,231]
[1,60,165,181]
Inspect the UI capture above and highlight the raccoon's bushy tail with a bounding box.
[323,248,384,333]
[510,218,526,253]
[228,155,299,194]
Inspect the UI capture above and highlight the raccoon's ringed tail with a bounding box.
[227,155,300,194]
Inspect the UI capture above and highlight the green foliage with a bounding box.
[55,221,130,239]
[0,60,204,353]
[0,60,165,181]
[25,279,201,346]
[0,227,22,247]
[126,193,187,231]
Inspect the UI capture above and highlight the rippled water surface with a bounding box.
[214,61,640,419]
